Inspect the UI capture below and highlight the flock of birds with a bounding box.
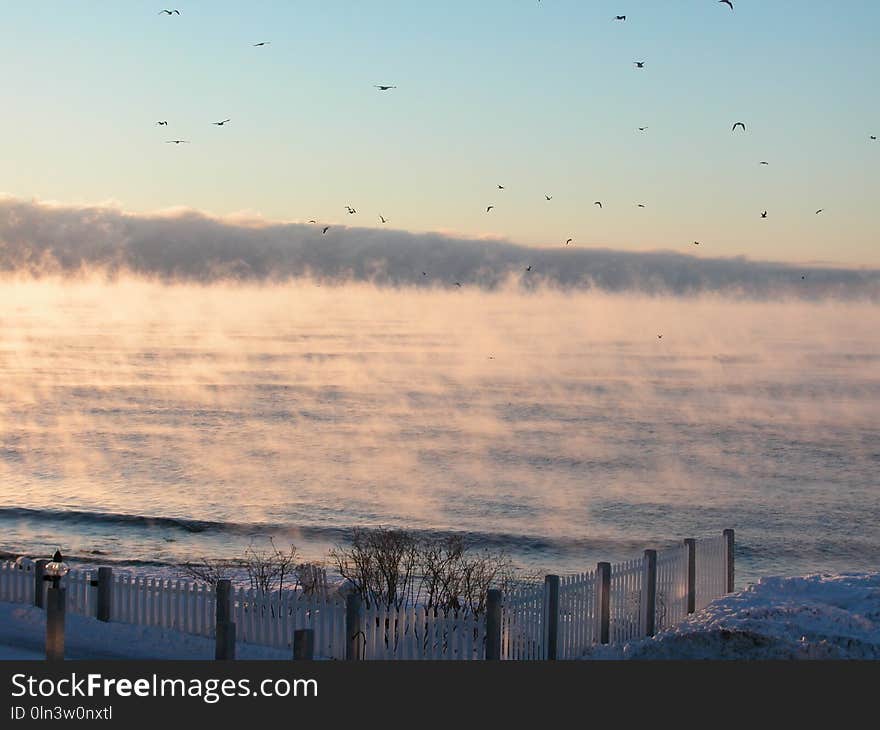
[152,5,874,339]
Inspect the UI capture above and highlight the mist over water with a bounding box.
[1,278,877,587]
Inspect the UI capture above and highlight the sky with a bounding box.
[0,1,878,266]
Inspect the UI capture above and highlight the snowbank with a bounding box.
[583,572,880,659]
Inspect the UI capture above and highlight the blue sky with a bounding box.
[1,1,878,264]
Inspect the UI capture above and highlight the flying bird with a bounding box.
[871,136,877,140]
[815,209,824,215]
[637,203,646,208]
[565,238,573,245]
[761,210,767,218]
[759,161,769,165]
[166,140,189,144]
[322,226,330,234]
[719,0,734,9]
[454,282,462,287]
[379,215,387,223]
[634,61,646,68]
[486,205,495,212]
[212,119,231,126]
[498,185,505,190]
[308,220,317,223]
[374,85,396,91]
[614,16,626,21]
[253,42,270,47]
[156,121,168,126]
[694,241,701,245]
[594,201,603,208]
[638,127,648,132]
[525,265,532,272]
[732,122,746,132]
[657,334,663,339]
[545,194,552,201]
[158,9,180,15]
[345,205,356,214]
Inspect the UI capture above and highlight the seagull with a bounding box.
[638,127,648,132]
[156,120,168,126]
[761,210,767,218]
[732,122,746,132]
[759,161,769,165]
[815,209,824,215]
[594,201,603,208]
[871,136,877,141]
[634,61,646,68]
[322,226,330,234]
[614,16,626,21]
[374,85,396,91]
[719,0,734,9]
[379,215,387,223]
[636,203,646,208]
[212,119,231,126]
[498,185,505,190]
[166,140,189,144]
[565,238,573,245]
[345,205,356,214]
[159,9,180,15]
[253,41,270,47]
[486,205,495,212]
[694,241,701,245]
[545,194,552,201]
[525,265,532,272]
[657,334,663,339]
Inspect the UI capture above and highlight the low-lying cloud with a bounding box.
[1,196,878,299]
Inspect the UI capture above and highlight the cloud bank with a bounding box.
[1,196,877,299]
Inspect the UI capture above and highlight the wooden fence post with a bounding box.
[34,560,49,609]
[293,628,315,660]
[639,550,657,637]
[215,579,235,660]
[95,567,112,622]
[723,529,735,593]
[45,586,66,661]
[684,538,696,614]
[543,575,560,660]
[345,592,364,660]
[485,589,502,660]
[596,562,611,645]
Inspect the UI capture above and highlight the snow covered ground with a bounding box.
[584,572,880,659]
[1,572,878,660]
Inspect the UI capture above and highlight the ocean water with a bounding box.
[1,279,878,587]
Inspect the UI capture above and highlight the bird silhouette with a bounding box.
[694,241,701,245]
[212,119,231,126]
[253,41,270,47]
[525,265,532,272]
[614,16,626,21]
[486,205,495,212]
[379,215,387,223]
[156,121,168,126]
[759,161,769,165]
[871,136,877,141]
[345,205,356,214]
[594,201,603,208]
[497,185,505,190]
[634,61,646,68]
[322,226,330,234]
[565,238,573,245]
[638,127,648,132]
[308,220,317,223]
[545,194,552,201]
[719,0,734,9]
[454,282,462,287]
[815,209,824,215]
[422,272,427,276]
[166,140,189,144]
[657,334,663,339]
[732,122,746,132]
[761,210,768,218]
[374,85,396,91]
[159,9,180,15]
[637,203,646,208]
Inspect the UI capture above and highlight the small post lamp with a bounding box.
[43,549,69,661]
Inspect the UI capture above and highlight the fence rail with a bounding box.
[0,529,734,660]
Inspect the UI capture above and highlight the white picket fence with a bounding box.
[0,530,734,659]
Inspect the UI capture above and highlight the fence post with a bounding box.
[723,529,735,593]
[293,628,315,660]
[215,579,235,660]
[684,538,696,614]
[45,586,66,661]
[345,592,364,660]
[596,562,611,645]
[95,567,112,622]
[639,550,657,637]
[485,589,502,660]
[543,575,560,660]
[34,560,49,609]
